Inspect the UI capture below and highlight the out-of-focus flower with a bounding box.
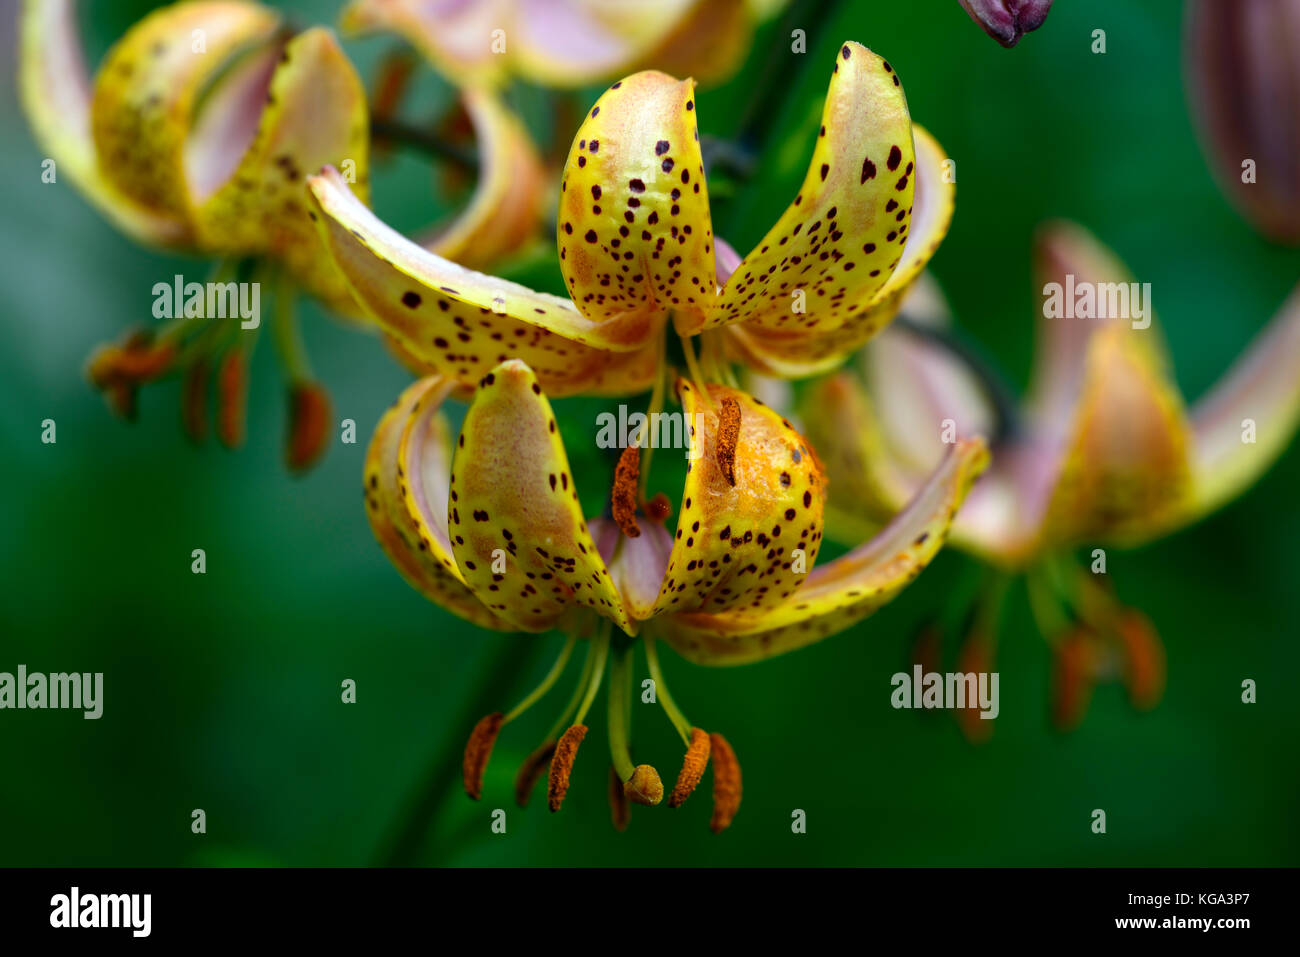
[1185,0,1300,244]
[364,358,987,828]
[308,42,953,397]
[20,0,547,467]
[341,0,778,90]
[805,221,1300,730]
[958,0,1052,48]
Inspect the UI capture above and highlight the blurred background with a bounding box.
[1,0,1296,866]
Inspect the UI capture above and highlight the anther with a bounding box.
[708,732,742,833]
[623,764,664,806]
[611,444,642,538]
[514,740,557,807]
[668,727,711,808]
[547,724,588,811]
[462,712,504,800]
[716,396,741,486]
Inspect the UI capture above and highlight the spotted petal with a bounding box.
[307,167,660,396]
[642,382,826,619]
[89,0,280,223]
[365,377,511,630]
[726,123,953,376]
[658,439,988,666]
[447,360,634,634]
[192,27,369,315]
[706,43,916,345]
[557,71,716,345]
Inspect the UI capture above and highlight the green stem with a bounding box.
[644,635,693,746]
[573,621,611,725]
[504,634,576,723]
[608,639,637,781]
[271,271,311,383]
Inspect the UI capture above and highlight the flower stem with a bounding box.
[644,635,693,746]
[573,620,611,725]
[607,639,637,781]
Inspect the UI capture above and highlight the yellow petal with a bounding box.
[658,438,988,665]
[643,382,826,618]
[194,27,370,316]
[725,123,953,376]
[447,360,634,634]
[1188,283,1300,518]
[1039,324,1193,548]
[307,167,659,397]
[628,0,752,87]
[557,71,716,346]
[18,0,192,245]
[89,0,280,223]
[365,376,512,630]
[707,43,915,341]
[424,89,546,271]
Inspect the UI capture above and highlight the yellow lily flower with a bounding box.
[307,41,954,397]
[365,357,987,829]
[340,0,777,90]
[21,0,548,467]
[803,221,1300,730]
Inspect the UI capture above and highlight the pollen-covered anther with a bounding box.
[643,492,672,523]
[462,711,505,801]
[514,740,557,808]
[623,764,664,806]
[611,444,642,538]
[547,724,588,812]
[216,347,249,449]
[715,396,741,487]
[608,766,630,831]
[708,732,742,833]
[668,727,711,808]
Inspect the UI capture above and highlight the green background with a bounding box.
[1,0,1296,866]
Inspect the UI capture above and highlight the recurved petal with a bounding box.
[447,360,634,634]
[424,89,545,271]
[340,0,509,88]
[90,0,280,222]
[558,71,716,344]
[365,376,511,630]
[657,438,988,666]
[194,27,370,315]
[1038,324,1193,548]
[307,167,659,397]
[724,124,953,377]
[1188,282,1300,518]
[706,43,915,340]
[644,382,826,619]
[19,0,190,246]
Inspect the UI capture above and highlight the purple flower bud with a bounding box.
[1186,0,1300,244]
[958,0,1053,48]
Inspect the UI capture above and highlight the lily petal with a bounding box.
[307,167,660,396]
[1188,283,1300,517]
[194,27,370,315]
[708,43,915,340]
[18,0,191,245]
[341,0,509,88]
[644,382,826,618]
[365,377,510,629]
[558,71,716,344]
[658,438,988,665]
[424,90,545,271]
[89,0,280,223]
[448,360,634,633]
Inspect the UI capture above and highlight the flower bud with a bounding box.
[959,0,1052,48]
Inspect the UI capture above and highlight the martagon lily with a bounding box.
[19,0,546,467]
[803,221,1300,733]
[306,41,956,401]
[362,356,986,830]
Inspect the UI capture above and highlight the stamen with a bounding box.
[608,766,630,831]
[504,635,577,724]
[644,636,693,745]
[181,358,210,442]
[286,381,332,472]
[679,332,716,412]
[462,712,504,801]
[216,344,249,449]
[708,732,742,834]
[608,639,663,805]
[668,727,711,808]
[611,444,642,538]
[514,740,557,807]
[715,395,741,487]
[643,492,672,523]
[546,723,588,812]
[639,338,669,499]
